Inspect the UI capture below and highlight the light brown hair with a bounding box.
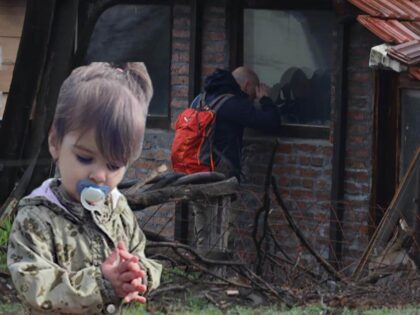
[52,62,153,165]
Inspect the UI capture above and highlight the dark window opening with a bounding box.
[243,9,334,128]
[400,89,420,178]
[85,4,171,119]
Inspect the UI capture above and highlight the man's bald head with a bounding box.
[232,67,260,100]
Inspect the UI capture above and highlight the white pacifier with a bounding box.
[80,187,106,211]
[77,180,110,211]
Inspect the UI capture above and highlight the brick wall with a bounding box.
[340,23,380,266]
[131,4,192,238]
[132,3,230,239]
[131,4,379,266]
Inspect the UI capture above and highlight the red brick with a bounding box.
[291,190,315,201]
[299,156,311,165]
[348,110,369,121]
[172,29,189,39]
[298,144,317,153]
[348,84,368,96]
[311,157,324,167]
[322,146,333,156]
[206,31,225,41]
[315,179,329,190]
[348,135,366,145]
[203,41,225,53]
[345,170,369,182]
[277,176,289,187]
[203,53,225,63]
[299,168,318,177]
[349,72,370,83]
[173,17,190,29]
[172,51,189,63]
[345,159,368,169]
[348,124,369,135]
[344,181,364,194]
[202,65,217,76]
[170,99,188,109]
[346,148,370,159]
[171,63,189,75]
[303,179,313,189]
[278,143,293,153]
[171,75,188,86]
[172,40,189,51]
[273,165,298,175]
[316,192,330,201]
[204,16,226,28]
[207,6,225,16]
[173,5,190,16]
[274,154,285,163]
[171,86,188,98]
[290,178,301,187]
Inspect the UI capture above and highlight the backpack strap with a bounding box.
[206,94,234,112]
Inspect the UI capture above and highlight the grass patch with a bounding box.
[121,303,420,315]
[0,216,13,271]
[0,303,24,314]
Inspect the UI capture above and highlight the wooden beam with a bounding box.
[0,64,13,92]
[0,37,20,64]
[226,0,243,70]
[188,0,204,104]
[0,92,6,118]
[353,148,420,279]
[0,0,56,204]
[0,4,25,37]
[328,21,350,267]
[25,0,79,192]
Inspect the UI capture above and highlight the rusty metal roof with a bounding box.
[349,0,420,71]
[357,16,420,44]
[349,0,420,20]
[388,40,420,64]
[409,67,420,79]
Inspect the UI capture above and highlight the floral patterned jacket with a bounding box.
[7,178,162,315]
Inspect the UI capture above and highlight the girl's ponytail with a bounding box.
[124,62,153,105]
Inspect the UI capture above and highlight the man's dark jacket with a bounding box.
[195,69,281,178]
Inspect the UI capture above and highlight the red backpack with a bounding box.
[171,93,233,174]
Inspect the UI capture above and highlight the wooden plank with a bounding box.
[0,0,55,204]
[329,22,349,266]
[0,92,7,118]
[0,64,13,92]
[0,37,20,63]
[0,5,25,37]
[352,148,420,279]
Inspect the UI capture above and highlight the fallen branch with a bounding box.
[147,241,245,266]
[172,247,252,289]
[266,253,319,280]
[252,143,277,275]
[233,264,296,306]
[271,176,349,284]
[124,177,239,209]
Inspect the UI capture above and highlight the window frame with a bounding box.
[371,71,420,232]
[76,0,175,129]
[395,74,420,181]
[228,0,339,140]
